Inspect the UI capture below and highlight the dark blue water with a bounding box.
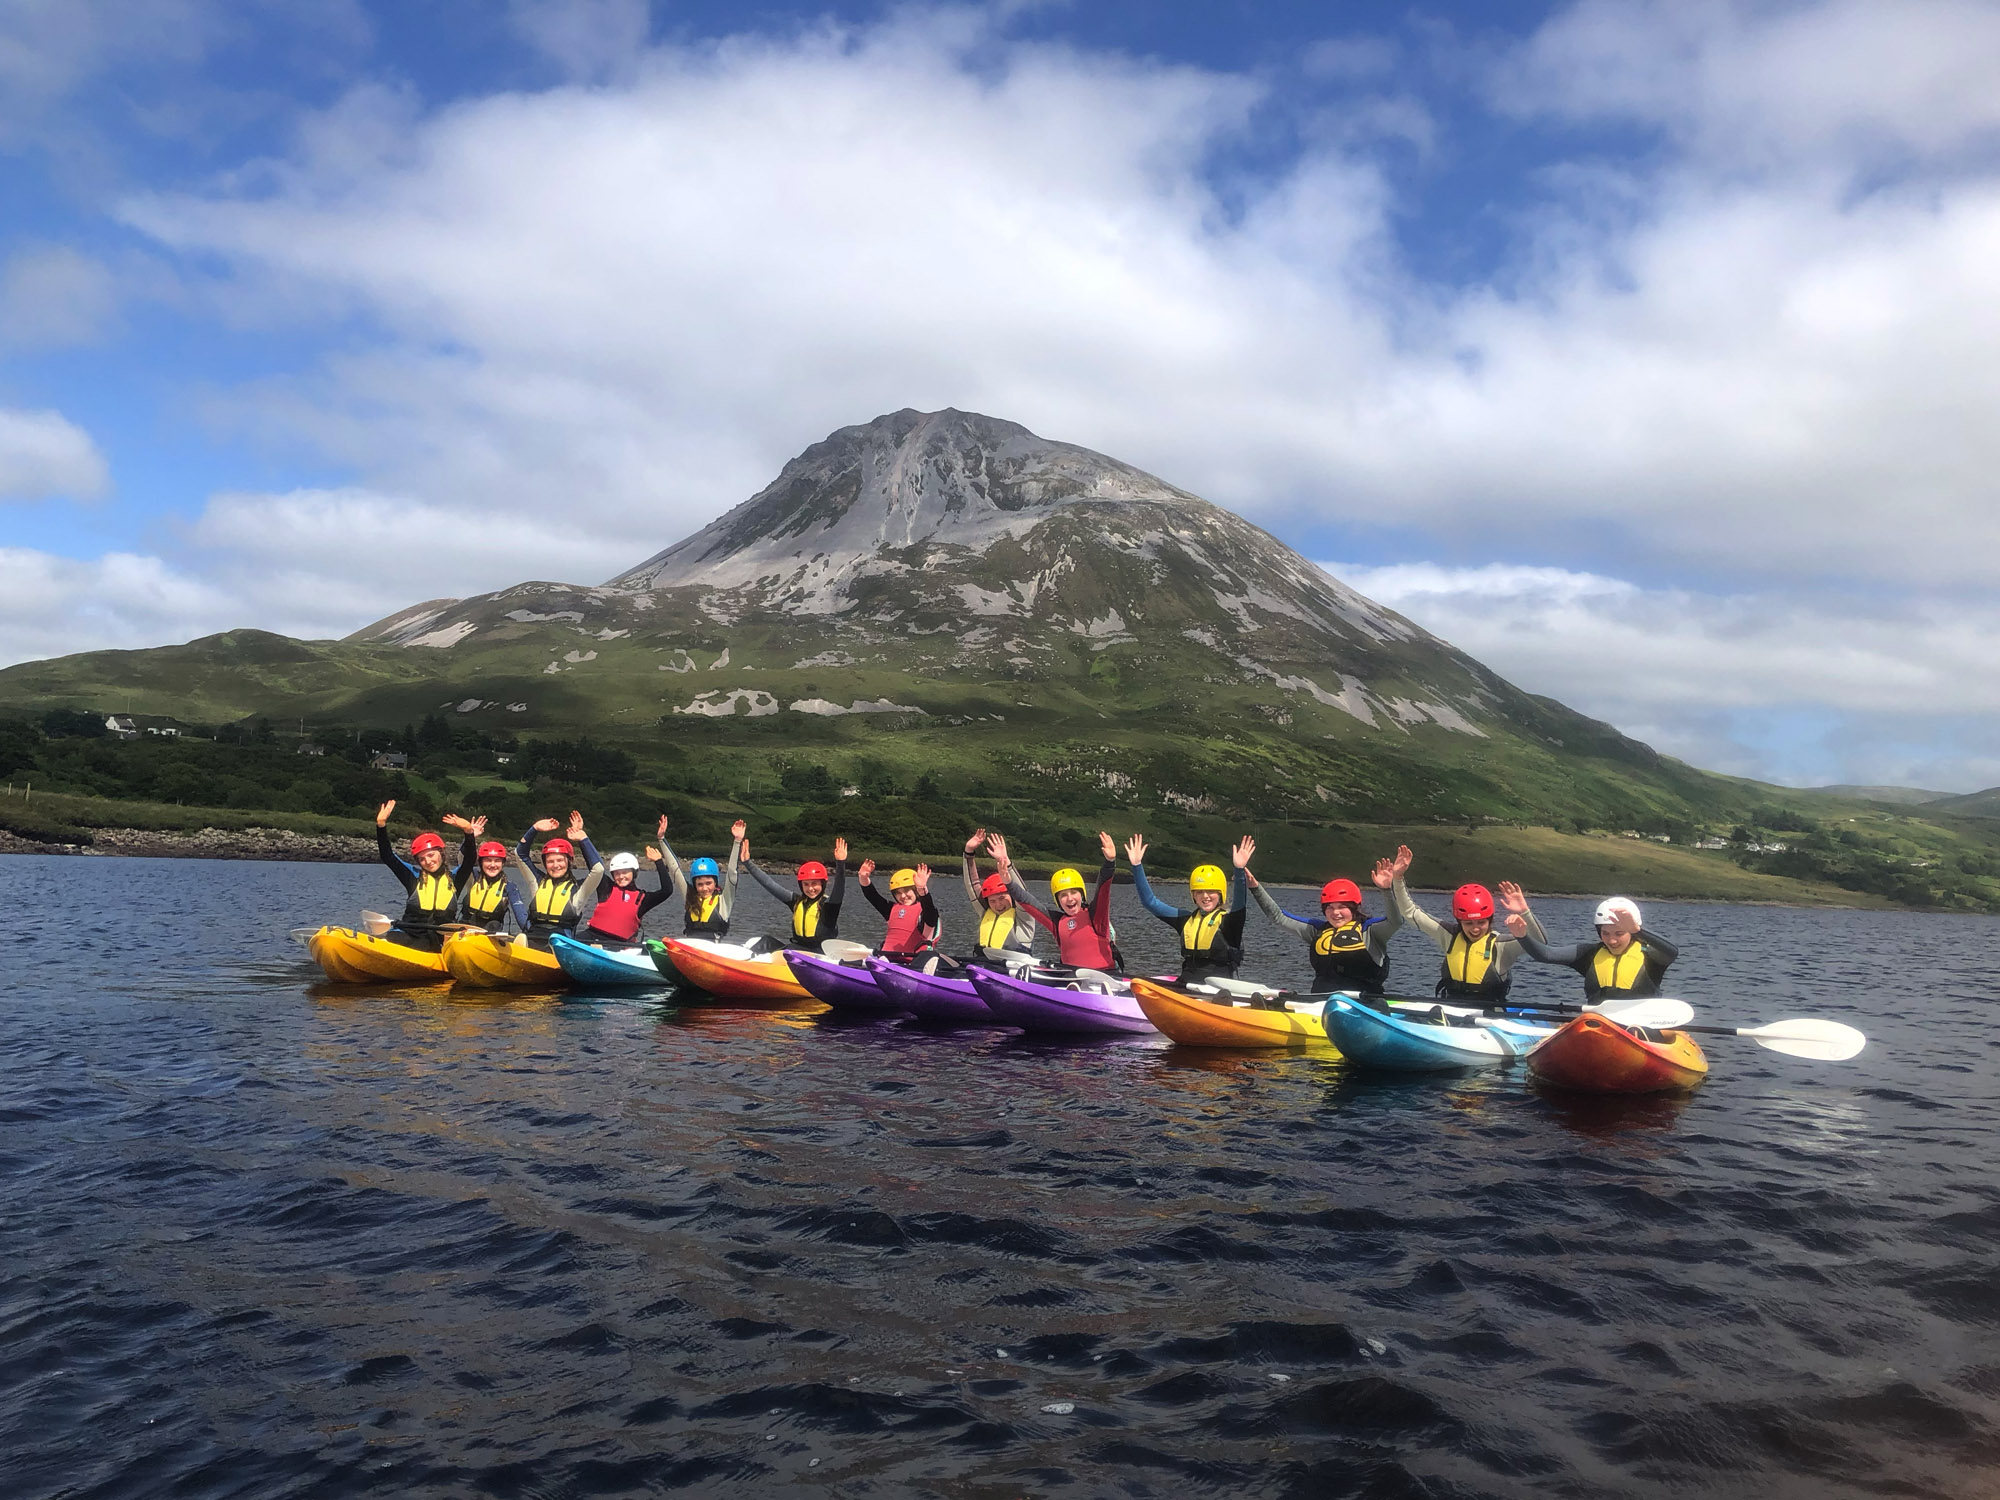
[3,855,1996,1498]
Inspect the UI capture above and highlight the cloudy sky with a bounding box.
[2,0,1997,790]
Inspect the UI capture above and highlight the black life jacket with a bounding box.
[1309,917,1389,994]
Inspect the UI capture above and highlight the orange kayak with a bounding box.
[1129,976,1338,1051]
[308,926,450,984]
[1526,1014,1709,1094]
[660,939,818,1005]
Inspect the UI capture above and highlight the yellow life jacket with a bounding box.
[1445,930,1497,987]
[979,907,1017,950]
[1592,942,1650,993]
[1315,922,1368,956]
[413,870,456,915]
[532,877,576,923]
[1182,909,1226,954]
[793,899,820,940]
[463,876,509,918]
[690,893,721,926]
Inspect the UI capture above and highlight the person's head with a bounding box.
[797,860,828,901]
[980,872,1012,913]
[476,840,507,879]
[541,837,575,878]
[1595,896,1641,953]
[888,867,918,906]
[410,830,447,874]
[1452,883,1494,938]
[607,851,641,888]
[690,856,720,900]
[1050,867,1086,917]
[1189,864,1227,914]
[1320,877,1363,926]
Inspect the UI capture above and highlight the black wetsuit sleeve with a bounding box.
[377,826,417,892]
[637,859,675,916]
[1517,932,1591,972]
[824,859,845,920]
[746,862,793,901]
[919,892,939,928]
[1090,860,1117,937]
[1637,929,1678,967]
[859,880,891,919]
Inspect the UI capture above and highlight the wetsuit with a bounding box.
[660,835,743,938]
[1131,864,1248,983]
[580,855,676,947]
[1389,876,1545,1003]
[1516,930,1679,1000]
[1250,881,1402,995]
[963,853,1036,960]
[858,880,941,959]
[514,827,603,949]
[745,858,846,953]
[455,856,529,934]
[1007,860,1119,970]
[377,826,471,949]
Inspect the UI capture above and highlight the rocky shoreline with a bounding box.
[0,826,378,862]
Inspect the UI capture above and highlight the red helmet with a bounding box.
[1452,883,1494,921]
[980,872,1010,899]
[541,838,575,859]
[797,860,829,882]
[409,831,446,856]
[476,840,507,859]
[1319,878,1363,907]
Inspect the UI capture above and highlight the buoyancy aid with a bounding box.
[460,874,511,928]
[684,891,727,937]
[881,899,934,957]
[1589,941,1653,997]
[529,875,579,931]
[1309,918,1389,994]
[792,897,825,942]
[586,882,646,942]
[978,906,1017,952]
[1052,908,1115,970]
[1179,907,1242,976]
[1437,925,1508,999]
[400,869,458,929]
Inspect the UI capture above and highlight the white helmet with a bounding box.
[1594,896,1641,928]
[607,851,641,873]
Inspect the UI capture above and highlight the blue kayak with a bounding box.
[549,932,677,989]
[1319,995,1543,1073]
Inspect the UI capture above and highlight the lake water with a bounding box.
[2,853,1996,1498]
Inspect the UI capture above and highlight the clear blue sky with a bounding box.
[3,0,1997,790]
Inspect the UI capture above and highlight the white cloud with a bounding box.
[0,407,110,501]
[0,245,119,348]
[0,546,232,663]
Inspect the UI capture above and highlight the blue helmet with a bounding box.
[690,856,721,881]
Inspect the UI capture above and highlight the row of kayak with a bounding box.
[305,925,1710,1093]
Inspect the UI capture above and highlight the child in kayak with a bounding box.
[1507,895,1678,999]
[514,812,603,948]
[855,859,940,960]
[577,826,677,948]
[1386,844,1546,1003]
[994,831,1120,971]
[962,829,1037,961]
[374,799,477,948]
[1127,833,1253,982]
[657,815,745,939]
[743,835,849,952]
[453,817,530,933]
[1244,843,1403,995]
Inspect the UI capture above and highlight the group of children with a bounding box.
[374,802,1677,1004]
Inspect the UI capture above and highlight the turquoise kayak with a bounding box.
[549,932,677,990]
[1319,995,1547,1073]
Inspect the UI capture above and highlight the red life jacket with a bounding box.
[1056,910,1115,969]
[881,899,935,956]
[587,884,645,942]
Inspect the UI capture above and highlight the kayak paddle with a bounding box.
[359,909,393,936]
[821,938,873,962]
[1677,1018,1867,1061]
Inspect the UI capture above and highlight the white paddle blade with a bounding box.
[288,926,320,947]
[1594,997,1695,1029]
[359,910,393,936]
[820,938,873,962]
[1741,1018,1868,1061]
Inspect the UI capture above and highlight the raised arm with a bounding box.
[655,815,689,901]
[744,855,794,902]
[1249,880,1314,938]
[375,801,417,890]
[962,828,987,905]
[1387,845,1450,952]
[1125,850,1181,925]
[717,820,745,920]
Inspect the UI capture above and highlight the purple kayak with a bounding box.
[787,950,907,1014]
[866,959,1007,1026]
[966,966,1159,1037]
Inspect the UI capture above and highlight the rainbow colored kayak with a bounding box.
[1129,976,1336,1049]
[1526,1014,1709,1094]
[659,938,816,1005]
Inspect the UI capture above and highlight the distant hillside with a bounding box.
[1926,786,2000,818]
[1805,784,1951,806]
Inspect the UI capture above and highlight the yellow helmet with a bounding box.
[888,867,917,891]
[1049,867,1086,896]
[1189,864,1228,894]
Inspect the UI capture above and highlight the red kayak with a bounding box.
[1526,1013,1709,1094]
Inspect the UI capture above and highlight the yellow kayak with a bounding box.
[308,926,450,984]
[441,931,567,988]
[1130,975,1339,1050]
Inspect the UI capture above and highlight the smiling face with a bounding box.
[985,892,1012,913]
[892,887,916,905]
[1193,890,1222,914]
[611,869,636,888]
[800,879,825,901]
[479,855,505,879]
[417,847,446,874]
[1323,902,1358,925]
[693,875,718,899]
[543,852,570,879]
[1056,889,1085,917]
[1459,916,1491,939]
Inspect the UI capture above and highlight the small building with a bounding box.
[146,726,180,738]
[297,742,326,758]
[371,751,409,771]
[105,715,138,738]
